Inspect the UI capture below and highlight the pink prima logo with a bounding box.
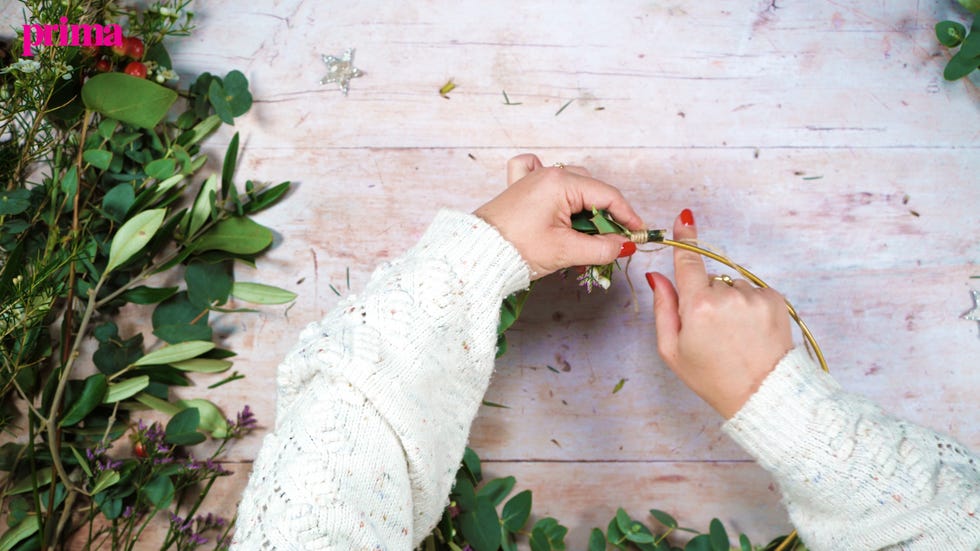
[22,17,123,57]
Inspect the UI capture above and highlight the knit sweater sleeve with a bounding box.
[722,347,980,550]
[232,211,530,550]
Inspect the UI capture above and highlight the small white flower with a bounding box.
[1,59,42,74]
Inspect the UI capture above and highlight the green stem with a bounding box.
[45,274,106,495]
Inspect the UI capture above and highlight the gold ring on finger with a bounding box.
[553,162,566,169]
[712,274,735,287]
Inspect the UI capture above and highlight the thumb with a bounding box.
[561,232,630,267]
[647,272,680,365]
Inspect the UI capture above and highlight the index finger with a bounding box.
[564,172,645,231]
[672,208,709,296]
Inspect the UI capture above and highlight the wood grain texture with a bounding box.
[161,1,978,545]
[7,0,978,547]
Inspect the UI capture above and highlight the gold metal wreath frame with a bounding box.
[629,228,826,551]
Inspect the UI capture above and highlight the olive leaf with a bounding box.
[104,376,150,403]
[230,282,296,304]
[105,208,167,275]
[133,341,215,367]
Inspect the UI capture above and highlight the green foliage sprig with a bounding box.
[0,1,293,549]
[936,1,980,80]
[424,448,804,551]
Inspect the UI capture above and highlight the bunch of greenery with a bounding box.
[937,0,980,80]
[1,1,292,549]
[423,447,804,551]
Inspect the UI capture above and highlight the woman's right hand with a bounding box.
[646,210,794,419]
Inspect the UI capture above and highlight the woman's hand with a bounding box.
[474,154,644,279]
[646,210,794,419]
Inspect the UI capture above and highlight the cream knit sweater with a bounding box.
[233,211,980,550]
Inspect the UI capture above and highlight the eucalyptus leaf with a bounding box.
[936,20,967,47]
[60,374,108,427]
[457,496,500,551]
[0,190,31,216]
[231,282,297,304]
[684,534,712,551]
[222,70,253,116]
[185,261,232,308]
[588,528,606,551]
[165,407,204,445]
[478,476,515,506]
[82,73,178,129]
[151,291,212,343]
[104,375,150,403]
[649,508,678,529]
[83,149,112,170]
[502,489,532,532]
[105,208,166,274]
[209,79,234,124]
[140,475,175,509]
[121,285,179,305]
[145,158,177,180]
[133,341,215,367]
[102,183,135,222]
[708,519,729,551]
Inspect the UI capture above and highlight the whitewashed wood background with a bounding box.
[9,0,980,547]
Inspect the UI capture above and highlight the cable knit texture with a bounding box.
[234,210,980,550]
[724,348,980,550]
[233,211,529,550]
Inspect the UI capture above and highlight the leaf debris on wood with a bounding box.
[439,79,456,98]
[555,99,574,116]
[502,90,522,105]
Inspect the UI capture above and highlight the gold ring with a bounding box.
[553,162,566,168]
[712,274,735,287]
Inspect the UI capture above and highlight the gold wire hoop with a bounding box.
[658,238,828,375]
[653,236,821,551]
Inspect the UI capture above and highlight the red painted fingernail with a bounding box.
[618,241,637,258]
[645,272,656,292]
[680,208,695,226]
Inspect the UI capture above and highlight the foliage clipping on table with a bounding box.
[424,448,804,551]
[0,1,293,549]
[936,0,980,80]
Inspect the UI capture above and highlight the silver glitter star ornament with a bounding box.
[320,48,363,95]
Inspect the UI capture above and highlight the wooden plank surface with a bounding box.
[7,0,978,547]
[164,0,979,545]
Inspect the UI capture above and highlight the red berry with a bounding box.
[133,441,147,458]
[95,58,112,72]
[125,37,144,60]
[124,61,147,78]
[110,39,128,57]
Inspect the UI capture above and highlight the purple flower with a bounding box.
[227,405,258,438]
